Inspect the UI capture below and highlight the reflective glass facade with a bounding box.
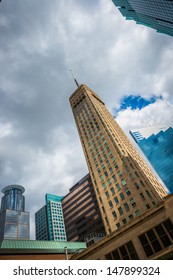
[1,185,25,211]
[35,205,48,240]
[0,209,30,240]
[131,127,173,194]
[0,185,30,240]
[112,0,173,37]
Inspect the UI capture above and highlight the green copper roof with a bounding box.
[0,240,86,254]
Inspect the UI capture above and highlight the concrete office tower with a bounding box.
[35,194,67,241]
[62,173,106,247]
[69,84,167,235]
[0,185,30,240]
[112,0,173,37]
[130,127,173,194]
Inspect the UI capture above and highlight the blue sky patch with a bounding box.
[115,95,162,114]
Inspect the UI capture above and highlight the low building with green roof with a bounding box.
[0,239,86,260]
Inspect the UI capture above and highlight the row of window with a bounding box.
[105,219,173,259]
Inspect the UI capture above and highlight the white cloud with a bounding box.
[0,0,173,240]
[116,98,173,132]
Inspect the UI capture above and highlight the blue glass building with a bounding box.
[35,205,48,240]
[35,194,67,241]
[0,185,30,240]
[112,0,173,37]
[130,127,173,194]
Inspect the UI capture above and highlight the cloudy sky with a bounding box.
[0,0,173,239]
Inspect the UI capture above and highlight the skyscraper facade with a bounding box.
[0,185,30,240]
[35,205,49,240]
[130,127,173,194]
[35,194,67,241]
[62,173,105,246]
[1,184,25,211]
[69,84,167,235]
[112,0,173,37]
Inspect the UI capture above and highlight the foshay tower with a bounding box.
[70,84,167,235]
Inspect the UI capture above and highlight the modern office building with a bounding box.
[35,194,67,242]
[0,185,30,240]
[130,127,173,194]
[71,193,173,260]
[62,173,106,246]
[130,126,167,143]
[35,205,48,240]
[69,84,167,235]
[112,0,173,37]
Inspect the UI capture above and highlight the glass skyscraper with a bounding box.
[112,0,173,37]
[0,185,30,240]
[130,127,173,194]
[70,84,167,235]
[1,185,25,211]
[35,205,48,240]
[35,194,67,241]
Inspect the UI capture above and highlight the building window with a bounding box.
[146,190,152,198]
[112,175,117,182]
[140,193,145,201]
[122,218,127,225]
[121,179,127,186]
[129,214,133,221]
[112,211,117,220]
[99,175,103,181]
[107,179,111,186]
[108,200,113,208]
[135,183,139,189]
[139,219,173,258]
[101,164,105,170]
[119,192,125,201]
[114,197,119,204]
[118,171,123,177]
[135,210,140,217]
[116,223,121,229]
[124,203,130,212]
[116,183,121,191]
[118,207,123,216]
[105,191,109,198]
[130,197,136,208]
[114,163,119,169]
[102,183,106,189]
[125,188,131,196]
[110,187,115,195]
[163,219,173,240]
[109,167,113,173]
[105,241,139,260]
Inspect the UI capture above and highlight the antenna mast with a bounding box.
[69,68,80,88]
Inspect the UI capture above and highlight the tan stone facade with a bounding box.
[71,194,173,260]
[69,84,167,235]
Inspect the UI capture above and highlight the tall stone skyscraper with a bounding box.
[69,84,167,235]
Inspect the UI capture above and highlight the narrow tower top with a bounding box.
[69,68,80,88]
